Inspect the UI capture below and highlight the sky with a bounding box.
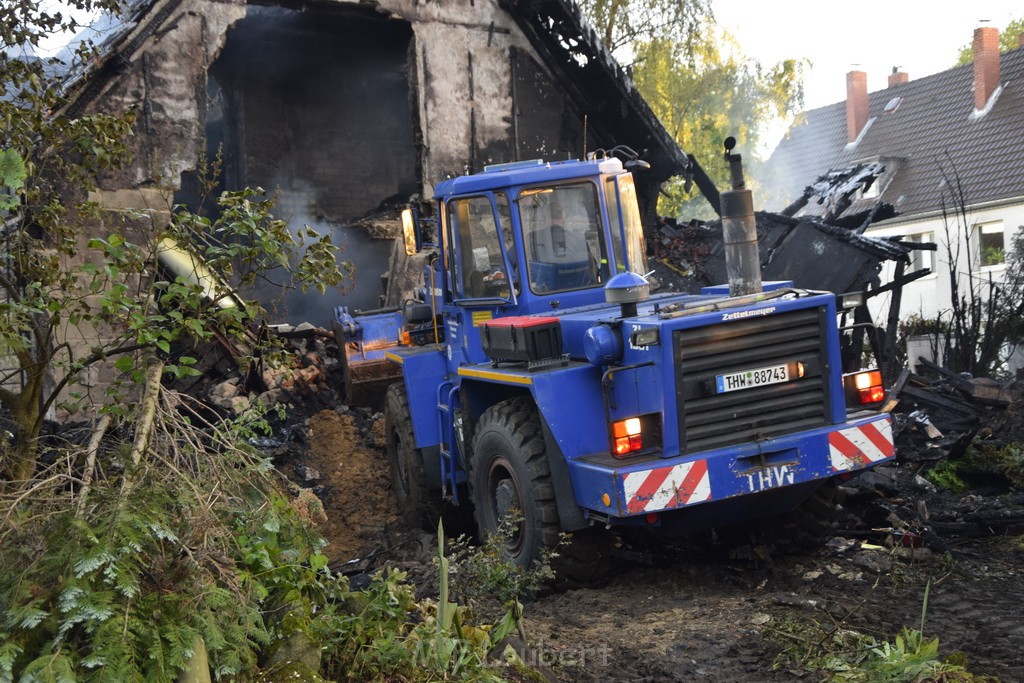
[713,0,1023,150]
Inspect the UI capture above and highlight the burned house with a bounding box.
[60,0,690,322]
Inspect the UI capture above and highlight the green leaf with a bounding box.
[155,339,171,354]
[310,553,328,571]
[114,355,135,373]
[0,149,27,191]
[489,605,519,646]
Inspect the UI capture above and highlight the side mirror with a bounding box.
[401,208,420,255]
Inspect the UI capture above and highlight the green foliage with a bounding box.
[577,0,710,54]
[770,581,984,681]
[962,442,1024,489]
[447,510,556,625]
[316,521,526,682]
[955,18,1024,65]
[981,245,1005,267]
[899,314,951,338]
[771,621,977,682]
[0,148,26,210]
[0,395,335,681]
[1,390,524,681]
[924,442,1024,493]
[635,33,805,217]
[925,459,968,493]
[168,186,349,298]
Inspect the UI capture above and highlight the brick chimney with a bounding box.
[888,68,909,87]
[973,26,1001,110]
[846,70,869,143]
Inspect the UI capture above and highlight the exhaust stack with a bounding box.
[720,137,762,297]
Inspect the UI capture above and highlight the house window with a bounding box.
[906,232,934,272]
[976,221,1005,268]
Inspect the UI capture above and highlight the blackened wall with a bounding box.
[211,7,418,224]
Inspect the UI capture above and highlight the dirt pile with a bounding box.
[280,408,400,564]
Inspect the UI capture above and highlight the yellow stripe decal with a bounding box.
[457,367,533,385]
[385,352,405,364]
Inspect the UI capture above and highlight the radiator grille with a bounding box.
[675,307,830,453]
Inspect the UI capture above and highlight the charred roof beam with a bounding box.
[500,0,690,183]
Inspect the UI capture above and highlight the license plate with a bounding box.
[716,364,789,393]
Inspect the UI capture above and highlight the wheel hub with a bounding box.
[495,478,517,518]
[490,469,524,553]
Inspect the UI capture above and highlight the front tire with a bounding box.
[470,397,560,570]
[384,383,443,529]
[759,480,845,552]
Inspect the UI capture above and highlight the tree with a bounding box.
[956,18,1024,65]
[579,0,711,54]
[578,0,806,218]
[0,4,346,480]
[631,30,805,218]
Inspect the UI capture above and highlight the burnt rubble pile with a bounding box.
[837,365,1024,554]
[651,164,917,299]
[180,323,410,566]
[188,322,344,418]
[888,361,1020,435]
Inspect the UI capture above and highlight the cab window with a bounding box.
[519,182,609,294]
[617,175,648,274]
[447,195,513,300]
[604,177,626,273]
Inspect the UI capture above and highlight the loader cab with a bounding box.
[421,157,647,367]
[432,158,648,323]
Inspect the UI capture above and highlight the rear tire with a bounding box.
[384,383,443,529]
[553,528,613,589]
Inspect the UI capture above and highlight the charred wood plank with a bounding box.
[864,267,931,298]
[899,385,983,416]
[917,358,1015,406]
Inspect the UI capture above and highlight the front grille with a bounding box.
[675,307,830,453]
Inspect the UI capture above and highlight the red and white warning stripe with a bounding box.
[828,417,895,472]
[622,459,711,514]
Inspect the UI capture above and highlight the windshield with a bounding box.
[519,182,610,294]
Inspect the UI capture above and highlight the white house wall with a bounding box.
[865,198,1024,325]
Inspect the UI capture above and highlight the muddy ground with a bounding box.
[278,408,1024,681]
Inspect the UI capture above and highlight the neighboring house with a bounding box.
[765,28,1024,334]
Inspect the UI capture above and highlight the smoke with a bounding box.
[243,178,393,325]
[750,105,849,212]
